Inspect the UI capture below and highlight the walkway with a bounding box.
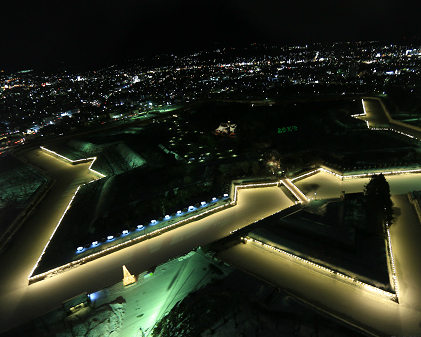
[0,160,293,332]
[280,178,310,203]
[360,97,421,140]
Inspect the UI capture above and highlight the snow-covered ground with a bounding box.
[7,251,232,337]
[9,250,368,337]
[0,155,46,231]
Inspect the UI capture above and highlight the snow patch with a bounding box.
[57,300,125,337]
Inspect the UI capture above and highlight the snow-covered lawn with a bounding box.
[0,155,46,231]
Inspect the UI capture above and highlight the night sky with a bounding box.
[1,0,419,71]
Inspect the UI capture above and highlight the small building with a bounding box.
[215,121,237,136]
[62,292,91,315]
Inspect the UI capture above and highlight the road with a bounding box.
[0,148,293,332]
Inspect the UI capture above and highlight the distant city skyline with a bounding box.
[1,0,419,71]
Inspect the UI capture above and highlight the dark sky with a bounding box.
[1,0,419,71]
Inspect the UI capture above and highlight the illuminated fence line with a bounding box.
[386,226,400,300]
[28,179,279,283]
[291,166,421,183]
[40,146,106,178]
[244,237,398,302]
[322,166,421,180]
[356,98,420,141]
[350,98,370,127]
[371,127,417,140]
[290,169,321,182]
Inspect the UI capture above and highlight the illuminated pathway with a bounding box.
[358,97,421,140]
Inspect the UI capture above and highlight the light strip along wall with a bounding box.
[350,99,367,118]
[349,99,370,128]
[40,146,106,178]
[243,237,398,302]
[386,226,399,300]
[291,166,421,183]
[371,127,417,140]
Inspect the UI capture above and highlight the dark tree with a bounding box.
[363,174,394,234]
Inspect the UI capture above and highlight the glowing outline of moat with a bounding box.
[27,98,420,304]
[28,146,402,303]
